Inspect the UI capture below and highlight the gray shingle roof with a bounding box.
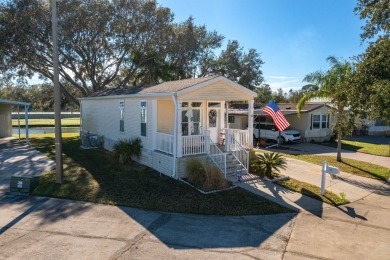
[89,76,219,97]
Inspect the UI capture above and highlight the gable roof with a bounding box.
[82,76,257,99]
[89,76,219,98]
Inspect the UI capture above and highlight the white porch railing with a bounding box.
[182,135,206,156]
[156,132,174,155]
[208,140,227,177]
[226,129,249,174]
[229,129,250,148]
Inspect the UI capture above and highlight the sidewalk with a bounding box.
[230,156,389,215]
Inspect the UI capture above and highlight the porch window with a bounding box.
[312,114,329,129]
[140,101,147,137]
[181,102,203,136]
[119,101,124,132]
[228,115,235,123]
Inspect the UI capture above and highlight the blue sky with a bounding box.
[158,0,368,92]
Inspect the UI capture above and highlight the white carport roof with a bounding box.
[0,99,30,106]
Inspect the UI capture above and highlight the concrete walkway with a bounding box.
[0,137,55,194]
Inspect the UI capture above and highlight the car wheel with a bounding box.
[277,136,284,145]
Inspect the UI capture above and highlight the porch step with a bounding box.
[225,154,248,177]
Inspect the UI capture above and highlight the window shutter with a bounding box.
[310,114,313,130]
[327,114,329,129]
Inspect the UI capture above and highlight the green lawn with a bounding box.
[28,134,292,216]
[320,140,389,157]
[12,118,80,127]
[276,152,390,181]
[275,176,349,206]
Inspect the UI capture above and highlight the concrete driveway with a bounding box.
[0,138,55,195]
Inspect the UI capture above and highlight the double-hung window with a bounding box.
[311,114,329,129]
[140,101,147,137]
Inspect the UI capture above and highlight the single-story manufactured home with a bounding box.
[227,103,335,142]
[79,76,256,178]
[0,99,31,143]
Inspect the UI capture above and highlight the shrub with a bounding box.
[186,158,206,187]
[112,137,143,164]
[203,163,229,191]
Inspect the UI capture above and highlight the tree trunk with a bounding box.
[337,133,342,162]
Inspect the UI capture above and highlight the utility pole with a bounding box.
[52,0,63,183]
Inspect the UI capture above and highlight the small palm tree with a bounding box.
[253,152,287,179]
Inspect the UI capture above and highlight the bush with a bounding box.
[112,137,143,164]
[203,163,229,191]
[186,159,229,191]
[186,158,206,187]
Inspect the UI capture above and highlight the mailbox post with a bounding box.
[321,160,340,195]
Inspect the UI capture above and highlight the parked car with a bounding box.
[253,122,301,144]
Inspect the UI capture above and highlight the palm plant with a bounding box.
[252,152,287,179]
[297,56,355,162]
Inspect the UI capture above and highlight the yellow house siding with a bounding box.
[157,100,174,134]
[0,104,12,137]
[179,81,254,101]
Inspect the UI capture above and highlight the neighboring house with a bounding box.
[0,99,31,144]
[79,76,257,178]
[227,103,335,142]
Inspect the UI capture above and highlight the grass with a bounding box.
[27,133,292,216]
[12,118,80,127]
[319,140,390,157]
[277,152,390,182]
[273,175,349,206]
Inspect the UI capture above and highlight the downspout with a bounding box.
[172,93,178,178]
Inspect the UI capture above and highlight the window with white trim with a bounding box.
[181,102,203,136]
[228,115,235,123]
[119,101,124,132]
[311,114,329,129]
[140,101,147,137]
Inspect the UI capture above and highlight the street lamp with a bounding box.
[52,0,63,183]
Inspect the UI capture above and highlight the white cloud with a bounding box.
[264,75,304,92]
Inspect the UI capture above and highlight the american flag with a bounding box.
[263,100,290,131]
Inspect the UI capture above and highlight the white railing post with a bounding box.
[224,128,230,152]
[204,130,210,154]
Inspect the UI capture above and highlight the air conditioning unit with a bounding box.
[10,175,40,194]
[80,131,103,149]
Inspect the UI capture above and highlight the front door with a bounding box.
[207,102,221,143]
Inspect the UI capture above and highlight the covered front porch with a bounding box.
[153,99,254,158]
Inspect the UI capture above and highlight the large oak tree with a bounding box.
[0,0,264,105]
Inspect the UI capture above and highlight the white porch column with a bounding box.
[220,101,225,129]
[25,104,29,145]
[151,100,157,150]
[204,129,210,154]
[177,101,183,158]
[248,100,254,148]
[226,102,229,129]
[224,128,230,152]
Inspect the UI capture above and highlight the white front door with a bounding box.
[207,102,221,143]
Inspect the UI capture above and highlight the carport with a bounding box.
[0,99,30,144]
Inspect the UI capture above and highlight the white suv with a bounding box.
[253,122,301,144]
